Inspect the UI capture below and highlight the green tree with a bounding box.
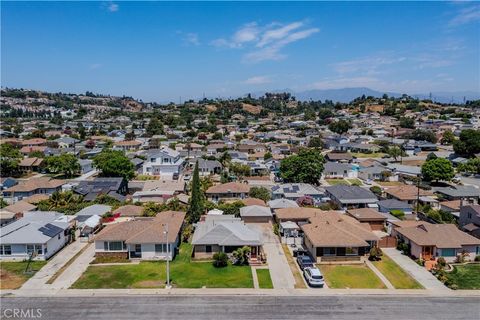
[399,117,415,129]
[146,117,164,136]
[387,146,402,162]
[249,186,271,202]
[457,158,480,175]
[405,129,437,143]
[328,120,352,135]
[232,246,251,265]
[217,201,245,216]
[45,153,81,177]
[421,158,454,182]
[187,161,204,223]
[307,136,323,149]
[440,130,455,145]
[453,129,480,158]
[93,149,134,180]
[280,148,325,185]
[229,162,251,179]
[0,143,22,176]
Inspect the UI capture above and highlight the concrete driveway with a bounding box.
[249,223,295,289]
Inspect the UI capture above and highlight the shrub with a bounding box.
[475,255,480,262]
[370,186,382,196]
[437,257,446,269]
[273,223,280,236]
[390,209,405,219]
[212,252,228,268]
[369,247,383,261]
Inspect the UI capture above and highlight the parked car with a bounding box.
[292,248,309,257]
[183,174,191,181]
[303,267,324,288]
[296,255,314,270]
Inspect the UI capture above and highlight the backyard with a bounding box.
[71,243,253,289]
[372,255,423,289]
[319,264,386,289]
[444,264,480,290]
[0,260,47,289]
[256,268,273,289]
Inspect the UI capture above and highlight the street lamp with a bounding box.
[163,223,171,289]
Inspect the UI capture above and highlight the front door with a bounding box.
[133,244,142,258]
[423,246,433,260]
[251,246,257,258]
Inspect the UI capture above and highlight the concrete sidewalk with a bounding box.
[48,243,94,289]
[382,248,449,291]
[19,240,88,291]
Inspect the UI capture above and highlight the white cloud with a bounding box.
[211,20,319,63]
[183,32,200,46]
[107,2,119,12]
[244,76,272,85]
[310,77,382,90]
[449,4,480,26]
[332,55,406,75]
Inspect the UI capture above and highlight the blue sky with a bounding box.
[2,1,479,102]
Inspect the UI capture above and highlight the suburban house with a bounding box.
[73,177,128,201]
[113,205,145,217]
[323,162,358,179]
[94,211,186,260]
[271,183,325,204]
[275,207,326,224]
[459,205,480,238]
[301,212,379,263]
[433,186,480,205]
[377,199,413,215]
[195,159,223,176]
[393,222,480,262]
[346,208,387,231]
[142,147,186,179]
[325,152,353,163]
[191,215,263,261]
[113,140,143,152]
[0,211,75,260]
[131,180,185,203]
[18,157,44,173]
[384,185,434,205]
[239,205,273,223]
[2,178,65,202]
[325,185,378,209]
[205,182,250,203]
[358,165,390,182]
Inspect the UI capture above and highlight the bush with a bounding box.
[369,247,383,261]
[437,257,446,269]
[475,255,480,262]
[273,223,279,236]
[390,209,405,219]
[212,252,228,268]
[370,186,382,196]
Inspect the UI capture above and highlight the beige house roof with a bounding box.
[301,212,379,247]
[95,211,185,244]
[385,185,434,201]
[275,207,326,221]
[347,208,387,222]
[396,223,480,248]
[19,157,44,167]
[240,198,266,207]
[206,182,250,194]
[113,205,144,217]
[5,178,65,193]
[3,201,37,214]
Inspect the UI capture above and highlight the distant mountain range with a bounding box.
[249,87,480,104]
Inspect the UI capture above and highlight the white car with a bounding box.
[303,267,324,288]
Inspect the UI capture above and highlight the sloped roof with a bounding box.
[396,223,480,248]
[206,182,250,194]
[192,216,262,246]
[240,205,272,217]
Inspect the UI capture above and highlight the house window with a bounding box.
[155,244,166,253]
[104,242,108,251]
[205,245,212,253]
[107,241,123,251]
[441,248,456,257]
[26,244,42,255]
[0,245,12,255]
[468,212,472,219]
[345,247,359,256]
[476,247,480,255]
[324,247,336,256]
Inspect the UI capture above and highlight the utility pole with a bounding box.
[416,174,421,216]
[164,223,171,289]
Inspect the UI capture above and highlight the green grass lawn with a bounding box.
[256,269,273,289]
[445,264,480,290]
[319,264,386,289]
[372,255,423,289]
[0,261,47,289]
[326,179,349,186]
[71,243,253,289]
[347,178,363,186]
[351,152,385,158]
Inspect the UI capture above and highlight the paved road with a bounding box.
[1,295,479,320]
[383,248,449,291]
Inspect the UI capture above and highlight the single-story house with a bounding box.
[94,211,186,260]
[377,199,413,215]
[2,178,65,202]
[113,205,145,217]
[192,215,263,260]
[325,185,378,210]
[301,212,379,263]
[346,208,387,231]
[239,205,273,223]
[394,222,480,262]
[384,185,434,205]
[271,183,325,204]
[323,162,358,179]
[205,182,250,203]
[267,198,299,210]
[0,211,75,260]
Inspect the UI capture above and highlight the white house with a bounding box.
[142,146,186,179]
[0,212,75,261]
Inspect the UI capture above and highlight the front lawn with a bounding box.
[256,268,273,289]
[319,264,386,289]
[326,179,349,186]
[71,243,253,289]
[445,264,480,290]
[0,261,47,289]
[372,255,423,289]
[347,178,363,186]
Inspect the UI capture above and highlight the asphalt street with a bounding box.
[1,295,479,320]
